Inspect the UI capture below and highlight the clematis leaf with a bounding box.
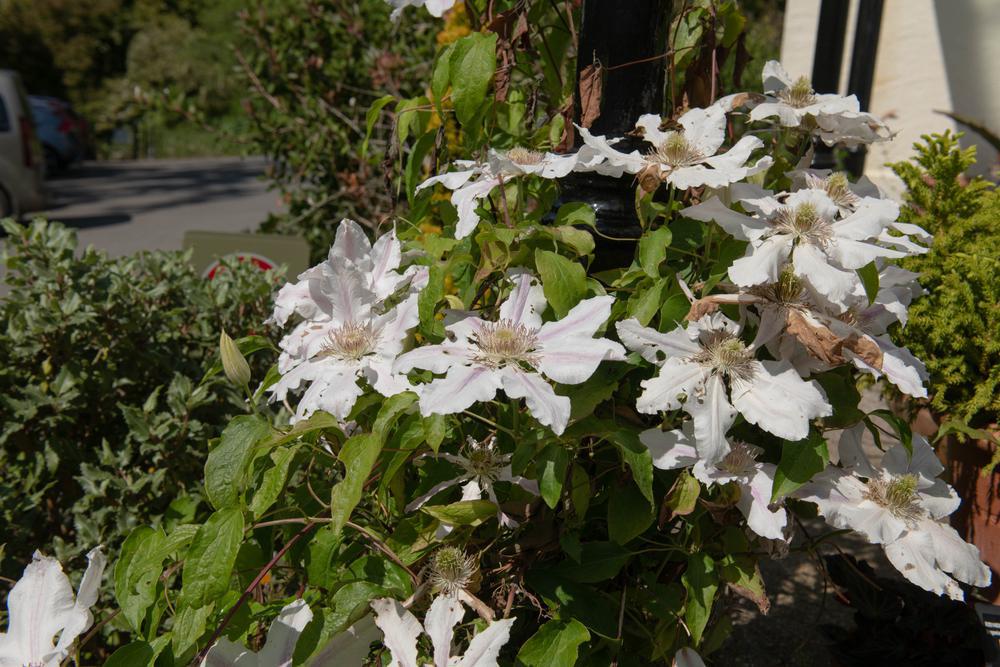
[181,508,244,608]
[535,249,587,318]
[517,618,590,667]
[771,430,829,501]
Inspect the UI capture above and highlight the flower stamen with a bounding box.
[651,132,703,168]
[864,473,924,525]
[319,321,379,361]
[471,319,539,368]
[695,332,756,382]
[778,76,817,108]
[719,442,762,475]
[506,147,545,166]
[428,547,478,597]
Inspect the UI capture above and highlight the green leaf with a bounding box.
[373,392,418,441]
[536,444,569,509]
[421,499,497,526]
[608,482,655,544]
[306,525,344,590]
[517,618,590,667]
[721,557,770,613]
[857,261,880,304]
[682,553,718,646]
[114,526,166,632]
[639,226,673,278]
[549,225,595,256]
[329,433,383,536]
[604,426,654,503]
[424,413,447,453]
[868,408,914,455]
[181,508,244,608]
[431,43,456,113]
[569,464,591,519]
[535,249,587,318]
[449,32,497,126]
[250,445,299,519]
[105,642,154,667]
[814,369,865,428]
[260,411,342,449]
[204,414,271,510]
[553,201,597,229]
[771,430,829,500]
[558,542,631,583]
[626,277,666,325]
[524,571,618,638]
[666,469,701,516]
[171,603,212,659]
[362,94,396,157]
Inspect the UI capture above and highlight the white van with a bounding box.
[0,70,47,217]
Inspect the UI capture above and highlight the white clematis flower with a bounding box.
[385,0,457,20]
[416,147,604,239]
[269,221,424,422]
[202,599,314,667]
[719,61,891,147]
[641,427,788,540]
[271,218,426,328]
[394,271,626,435]
[796,426,990,600]
[0,547,106,667]
[576,106,771,190]
[616,313,830,464]
[405,436,540,528]
[683,188,906,309]
[674,647,707,667]
[371,596,514,667]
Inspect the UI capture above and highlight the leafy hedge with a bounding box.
[0,219,277,571]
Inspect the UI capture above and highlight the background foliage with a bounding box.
[0,219,277,573]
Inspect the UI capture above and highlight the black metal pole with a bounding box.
[556,0,671,271]
[809,0,850,171]
[843,0,884,177]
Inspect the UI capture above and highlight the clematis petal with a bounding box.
[369,228,404,300]
[498,271,546,329]
[835,424,877,477]
[313,263,375,325]
[791,243,858,307]
[731,359,831,441]
[749,101,802,127]
[404,475,471,513]
[636,358,708,414]
[575,124,646,175]
[418,365,503,416]
[452,177,501,240]
[453,618,516,667]
[536,336,626,385]
[537,295,614,343]
[257,599,314,667]
[885,529,964,600]
[923,519,992,589]
[881,435,943,481]
[686,373,737,464]
[330,219,374,267]
[616,319,701,362]
[640,428,699,470]
[635,113,670,147]
[729,234,794,287]
[394,343,470,375]
[500,367,571,435]
[681,197,767,241]
[306,614,381,667]
[740,467,787,540]
[679,105,727,156]
[371,598,421,667]
[425,595,465,667]
[51,547,107,661]
[761,60,794,93]
[416,167,479,192]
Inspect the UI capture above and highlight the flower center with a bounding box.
[506,147,544,165]
[429,547,478,596]
[461,435,507,481]
[320,321,379,361]
[772,202,833,246]
[471,319,539,368]
[778,76,817,108]
[651,132,702,168]
[696,332,756,382]
[751,268,806,306]
[719,441,762,475]
[864,473,924,525]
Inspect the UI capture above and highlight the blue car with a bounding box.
[28,95,82,173]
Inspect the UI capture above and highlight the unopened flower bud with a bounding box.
[219,330,251,387]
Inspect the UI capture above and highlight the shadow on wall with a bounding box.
[934,0,1000,170]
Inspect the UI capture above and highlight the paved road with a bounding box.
[34,156,284,257]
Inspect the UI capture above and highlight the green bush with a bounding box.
[890,132,1000,424]
[0,219,277,571]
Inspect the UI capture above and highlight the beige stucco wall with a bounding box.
[781,0,1000,197]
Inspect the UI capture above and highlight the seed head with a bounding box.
[428,547,478,597]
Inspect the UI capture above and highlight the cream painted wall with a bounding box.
[780,0,999,197]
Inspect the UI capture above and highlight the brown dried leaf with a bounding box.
[578,63,603,129]
[686,298,721,322]
[843,335,884,370]
[638,164,662,195]
[785,310,884,370]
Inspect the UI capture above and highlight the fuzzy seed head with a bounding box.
[429,547,478,596]
[719,441,762,475]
